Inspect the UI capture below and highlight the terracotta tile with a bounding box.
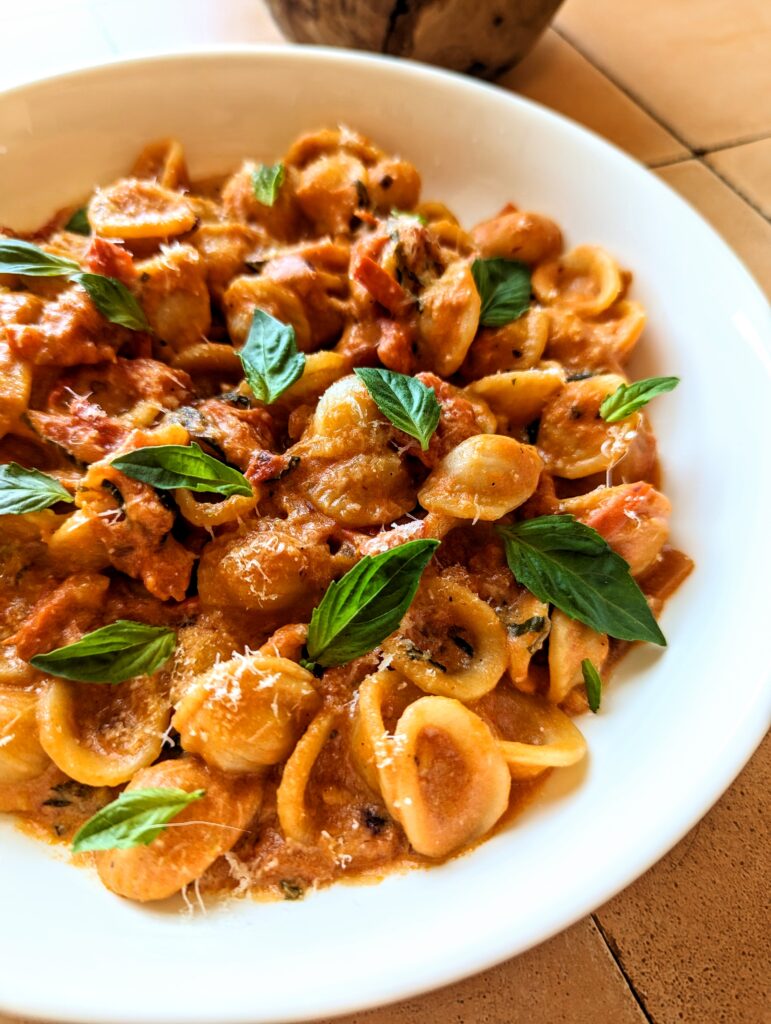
[312,918,646,1024]
[595,734,770,1024]
[706,138,771,220]
[556,0,771,150]
[500,29,687,166]
[657,160,771,296]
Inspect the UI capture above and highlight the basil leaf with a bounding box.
[252,162,285,206]
[600,376,680,423]
[30,620,176,683]
[238,308,305,404]
[307,538,440,668]
[72,787,205,853]
[582,659,602,713]
[498,515,665,645]
[111,442,252,497]
[0,463,73,514]
[355,367,440,451]
[71,272,149,331]
[471,257,531,327]
[64,207,91,236]
[0,239,80,277]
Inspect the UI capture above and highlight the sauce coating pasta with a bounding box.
[0,129,691,904]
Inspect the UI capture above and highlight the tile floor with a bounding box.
[0,2,768,1022]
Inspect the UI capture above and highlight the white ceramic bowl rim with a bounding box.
[0,45,769,1024]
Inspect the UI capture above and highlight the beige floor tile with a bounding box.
[657,160,771,296]
[706,137,771,220]
[595,734,770,1024]
[500,29,687,165]
[312,918,646,1024]
[557,0,771,151]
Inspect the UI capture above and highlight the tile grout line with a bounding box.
[591,914,656,1024]
[552,24,771,227]
[696,159,771,225]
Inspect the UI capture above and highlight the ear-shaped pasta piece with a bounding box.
[223,276,312,351]
[308,374,383,452]
[131,138,189,190]
[305,451,415,527]
[197,521,335,614]
[537,374,642,478]
[135,245,211,352]
[460,309,550,379]
[294,150,369,236]
[384,580,508,701]
[0,340,31,439]
[172,652,320,773]
[547,609,609,704]
[464,363,565,431]
[532,245,622,317]
[418,261,481,376]
[37,675,169,787]
[88,178,197,239]
[494,690,588,779]
[546,300,646,371]
[94,756,263,902]
[418,434,542,520]
[384,696,511,858]
[170,341,243,377]
[471,207,563,264]
[174,488,257,528]
[275,351,348,410]
[560,482,671,576]
[367,157,421,212]
[220,161,301,241]
[0,688,50,784]
[276,709,337,844]
[350,669,422,794]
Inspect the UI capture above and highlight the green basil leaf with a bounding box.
[111,442,252,497]
[599,376,680,423]
[64,207,91,236]
[498,515,665,645]
[354,367,440,451]
[238,308,305,404]
[72,787,205,853]
[307,538,440,668]
[252,162,285,207]
[582,659,602,713]
[30,620,176,683]
[71,272,149,331]
[0,239,80,277]
[391,208,427,225]
[471,257,531,327]
[0,463,73,514]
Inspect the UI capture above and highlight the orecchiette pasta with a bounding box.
[0,129,688,903]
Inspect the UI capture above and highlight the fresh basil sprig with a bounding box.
[112,442,252,497]
[599,376,680,423]
[64,207,91,236]
[581,659,602,713]
[498,515,665,645]
[238,309,305,404]
[30,620,176,683]
[355,367,441,451]
[252,163,285,207]
[0,463,73,515]
[0,239,80,276]
[471,257,531,327]
[0,239,147,330]
[71,272,149,331]
[72,787,205,853]
[306,539,440,668]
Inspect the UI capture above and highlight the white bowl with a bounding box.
[0,47,769,1024]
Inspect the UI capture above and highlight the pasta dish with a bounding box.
[0,129,691,904]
